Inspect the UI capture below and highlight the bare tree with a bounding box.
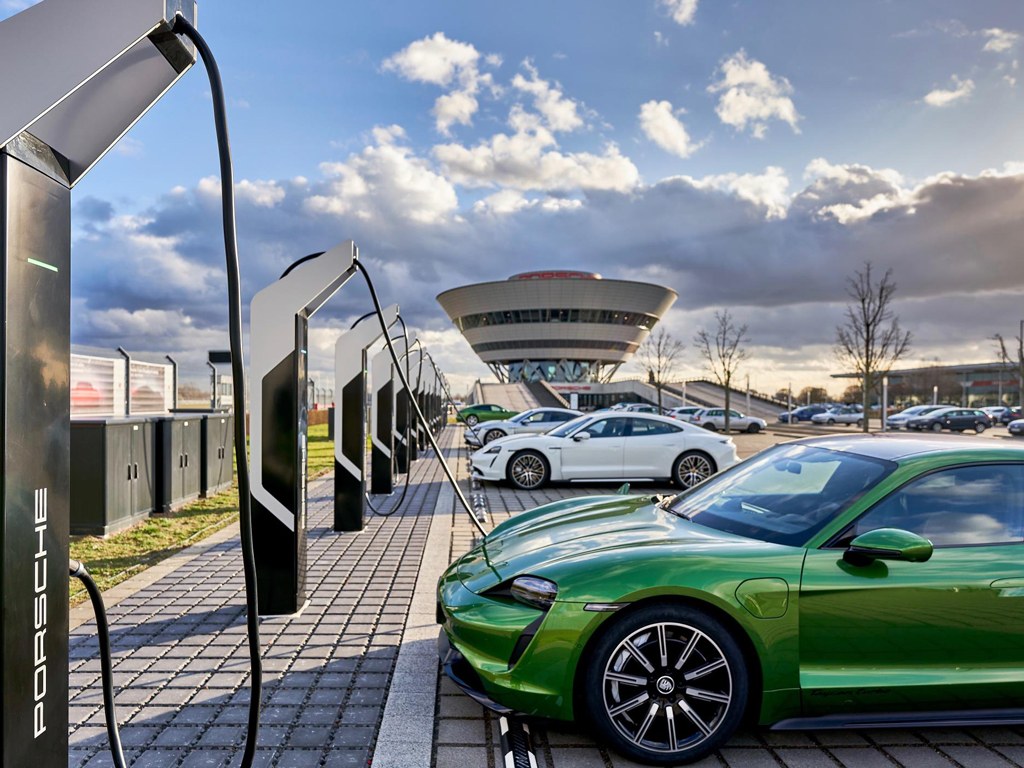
[992,321,1024,408]
[797,386,830,406]
[637,327,685,413]
[834,262,912,432]
[695,310,750,433]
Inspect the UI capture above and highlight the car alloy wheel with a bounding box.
[932,422,943,432]
[826,418,835,426]
[508,451,548,490]
[483,429,506,444]
[466,414,479,426]
[584,605,748,766]
[674,452,714,490]
[976,423,987,434]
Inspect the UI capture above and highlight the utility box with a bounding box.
[201,413,234,497]
[70,417,157,536]
[157,414,201,512]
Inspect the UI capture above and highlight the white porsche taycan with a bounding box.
[469,412,739,490]
[463,406,581,447]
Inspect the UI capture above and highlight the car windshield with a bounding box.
[547,414,592,437]
[667,444,895,546]
[509,410,533,423]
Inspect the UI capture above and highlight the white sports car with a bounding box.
[469,412,739,490]
[464,407,581,447]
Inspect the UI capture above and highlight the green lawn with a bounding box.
[70,422,333,607]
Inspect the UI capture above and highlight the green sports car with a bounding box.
[438,434,1024,765]
[455,403,519,427]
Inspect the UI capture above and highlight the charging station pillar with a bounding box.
[250,241,357,615]
[393,342,420,475]
[0,1,198,762]
[405,349,424,464]
[333,303,398,532]
[370,335,414,495]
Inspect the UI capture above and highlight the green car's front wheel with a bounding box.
[466,413,479,426]
[582,605,748,765]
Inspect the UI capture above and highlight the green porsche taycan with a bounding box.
[437,434,1024,765]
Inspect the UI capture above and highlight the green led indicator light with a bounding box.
[27,258,58,272]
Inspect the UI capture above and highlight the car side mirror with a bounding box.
[843,528,933,566]
[572,431,591,442]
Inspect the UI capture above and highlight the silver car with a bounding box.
[667,406,703,422]
[811,406,864,427]
[464,407,582,447]
[691,408,768,433]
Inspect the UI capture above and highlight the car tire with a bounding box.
[746,423,760,434]
[931,422,943,432]
[581,603,749,767]
[826,418,835,426]
[673,452,717,490]
[507,450,549,490]
[466,414,479,427]
[702,423,717,431]
[976,423,987,434]
[856,419,863,428]
[483,429,506,444]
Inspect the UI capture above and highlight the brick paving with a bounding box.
[68,434,450,768]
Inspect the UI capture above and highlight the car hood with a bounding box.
[455,494,762,595]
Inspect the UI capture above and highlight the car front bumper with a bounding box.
[1010,423,1024,435]
[469,452,506,482]
[463,428,482,447]
[437,567,606,721]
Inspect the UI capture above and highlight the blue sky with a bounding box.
[4,0,1024,394]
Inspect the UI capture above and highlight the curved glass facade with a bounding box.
[454,308,659,331]
[471,339,637,354]
[507,360,599,383]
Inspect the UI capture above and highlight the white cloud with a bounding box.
[639,100,703,158]
[654,31,669,47]
[472,189,584,216]
[661,0,698,26]
[484,53,504,68]
[708,50,801,137]
[236,180,286,208]
[113,137,144,158]
[382,32,498,134]
[983,28,1020,53]
[307,126,458,224]
[433,107,639,193]
[678,166,791,219]
[511,60,584,132]
[923,75,975,107]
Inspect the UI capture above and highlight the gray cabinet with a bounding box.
[157,415,201,512]
[71,417,156,536]
[201,413,234,497]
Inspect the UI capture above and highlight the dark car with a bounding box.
[778,405,828,423]
[907,407,992,434]
[1001,408,1023,425]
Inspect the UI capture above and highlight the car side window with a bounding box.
[548,411,573,422]
[838,464,1024,548]
[581,418,628,438]
[628,419,675,436]
[730,410,741,417]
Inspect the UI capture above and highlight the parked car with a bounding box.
[811,407,864,427]
[1002,408,1024,425]
[907,407,992,433]
[886,404,953,430]
[1009,418,1024,436]
[667,406,703,421]
[440,435,1024,765]
[778,405,828,423]
[469,412,738,491]
[455,403,518,427]
[983,406,1011,421]
[691,408,767,433]
[464,407,581,447]
[620,403,662,414]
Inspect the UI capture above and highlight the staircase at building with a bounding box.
[478,382,541,412]
[525,380,570,408]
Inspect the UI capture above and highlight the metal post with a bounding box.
[787,385,792,424]
[882,376,888,433]
[681,381,686,406]
[166,354,178,409]
[207,360,217,409]
[117,346,132,415]
[746,374,751,415]
[933,384,939,405]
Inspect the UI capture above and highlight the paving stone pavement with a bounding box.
[435,437,1024,768]
[68,430,455,768]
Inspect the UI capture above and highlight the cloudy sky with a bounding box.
[5,0,1024,395]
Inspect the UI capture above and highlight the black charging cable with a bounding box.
[68,16,264,768]
[353,261,487,535]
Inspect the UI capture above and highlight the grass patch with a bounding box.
[70,422,335,607]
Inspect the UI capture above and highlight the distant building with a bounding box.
[832,362,1021,408]
[437,271,677,383]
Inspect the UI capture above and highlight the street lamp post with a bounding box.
[882,376,889,433]
[933,384,939,405]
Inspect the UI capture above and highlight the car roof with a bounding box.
[794,432,1024,462]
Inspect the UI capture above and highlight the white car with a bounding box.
[666,406,703,422]
[470,412,739,491]
[810,407,864,427]
[691,408,768,433]
[464,407,581,447]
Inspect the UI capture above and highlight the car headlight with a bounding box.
[510,576,558,610]
[484,445,501,454]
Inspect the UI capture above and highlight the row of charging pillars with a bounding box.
[248,240,450,616]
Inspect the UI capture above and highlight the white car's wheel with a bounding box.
[483,429,506,444]
[826,418,835,426]
[508,451,549,490]
[673,452,716,490]
[746,423,760,434]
